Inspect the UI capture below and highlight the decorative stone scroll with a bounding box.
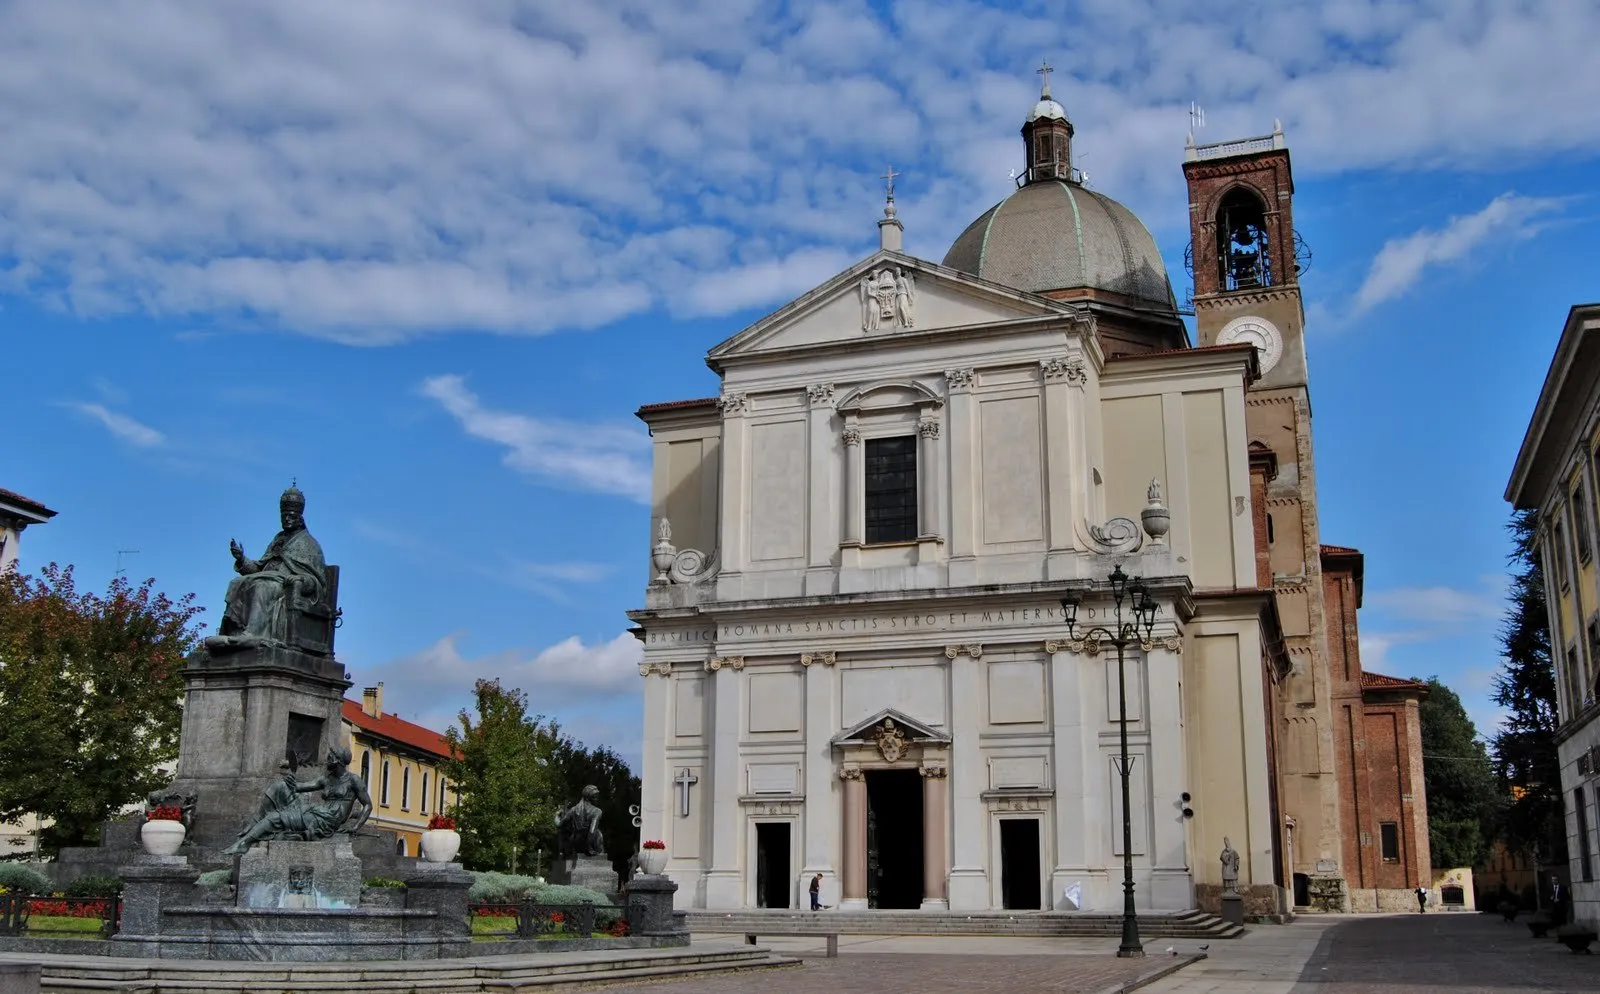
[799,650,837,667]
[943,368,975,391]
[650,517,719,586]
[1043,630,1182,657]
[638,662,674,677]
[918,764,947,779]
[1076,515,1144,555]
[807,382,835,406]
[717,392,749,416]
[841,426,862,446]
[917,418,940,439]
[943,644,983,659]
[705,655,745,672]
[1039,356,1087,384]
[838,767,864,782]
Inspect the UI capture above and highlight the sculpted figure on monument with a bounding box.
[205,483,328,654]
[222,747,372,855]
[1219,837,1240,894]
[557,785,606,858]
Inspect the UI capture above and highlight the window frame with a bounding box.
[421,772,430,814]
[1577,482,1594,563]
[864,434,919,545]
[1577,785,1594,883]
[401,767,411,812]
[380,759,391,807]
[1378,821,1400,863]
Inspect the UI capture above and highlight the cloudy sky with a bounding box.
[7,0,1599,762]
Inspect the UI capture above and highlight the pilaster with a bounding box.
[806,384,838,594]
[717,392,749,583]
[946,644,989,908]
[945,368,977,583]
[704,660,743,909]
[801,651,839,906]
[639,665,671,852]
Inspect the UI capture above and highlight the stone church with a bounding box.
[628,74,1430,915]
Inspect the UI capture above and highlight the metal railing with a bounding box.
[468,900,629,939]
[0,894,121,937]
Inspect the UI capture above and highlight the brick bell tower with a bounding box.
[1183,125,1346,910]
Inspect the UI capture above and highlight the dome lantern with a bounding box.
[1022,61,1074,185]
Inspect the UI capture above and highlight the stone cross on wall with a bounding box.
[674,768,699,817]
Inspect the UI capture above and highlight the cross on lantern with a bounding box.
[1036,59,1053,94]
[881,165,899,202]
[674,768,699,818]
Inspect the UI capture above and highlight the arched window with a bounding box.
[421,773,430,814]
[439,777,447,812]
[360,751,371,786]
[381,760,391,806]
[402,767,411,810]
[1215,188,1272,291]
[396,836,407,856]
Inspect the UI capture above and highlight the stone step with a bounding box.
[683,909,1244,939]
[17,947,798,993]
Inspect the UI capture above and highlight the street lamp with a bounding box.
[1061,564,1158,959]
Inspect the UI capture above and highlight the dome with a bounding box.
[1027,98,1067,123]
[942,179,1176,312]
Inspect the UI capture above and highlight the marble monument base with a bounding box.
[550,856,619,896]
[237,839,363,909]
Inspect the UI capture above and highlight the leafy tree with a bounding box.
[441,679,560,872]
[0,564,203,854]
[547,738,642,878]
[1491,508,1567,865]
[1416,676,1500,867]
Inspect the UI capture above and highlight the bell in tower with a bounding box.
[1021,61,1074,185]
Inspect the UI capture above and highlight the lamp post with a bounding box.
[1061,564,1158,959]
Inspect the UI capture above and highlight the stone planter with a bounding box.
[420,829,461,863]
[361,886,406,908]
[1558,928,1597,954]
[638,848,668,875]
[140,819,186,856]
[1527,917,1553,938]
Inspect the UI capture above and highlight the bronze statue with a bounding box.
[557,785,605,858]
[222,747,372,855]
[205,484,326,653]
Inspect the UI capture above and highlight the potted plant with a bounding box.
[1497,900,1521,922]
[141,805,186,856]
[1557,923,1597,954]
[420,813,460,863]
[1527,915,1553,938]
[638,839,668,875]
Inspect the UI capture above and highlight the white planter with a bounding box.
[420,829,461,863]
[141,819,186,856]
[638,848,668,875]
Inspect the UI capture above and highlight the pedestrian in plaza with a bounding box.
[810,873,824,911]
[1549,875,1567,925]
[1414,885,1428,913]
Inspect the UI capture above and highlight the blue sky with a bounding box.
[5,1,1599,763]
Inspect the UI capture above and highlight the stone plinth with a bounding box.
[116,857,197,938]
[552,856,619,896]
[626,875,688,936]
[237,839,363,910]
[0,963,39,994]
[1220,892,1244,926]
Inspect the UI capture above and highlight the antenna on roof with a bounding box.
[1189,102,1206,132]
[115,549,140,577]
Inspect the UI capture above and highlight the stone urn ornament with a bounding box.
[1140,477,1170,544]
[639,839,668,875]
[141,805,187,856]
[420,814,461,863]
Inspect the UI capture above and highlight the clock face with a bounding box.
[1216,316,1284,375]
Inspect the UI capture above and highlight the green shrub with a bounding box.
[527,882,611,906]
[0,865,51,896]
[195,869,232,887]
[467,871,544,904]
[364,877,406,889]
[63,875,123,898]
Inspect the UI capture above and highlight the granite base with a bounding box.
[551,856,619,897]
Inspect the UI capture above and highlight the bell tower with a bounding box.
[1184,126,1345,908]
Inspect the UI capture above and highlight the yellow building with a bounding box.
[1506,302,1600,932]
[342,684,458,857]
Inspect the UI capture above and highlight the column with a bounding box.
[801,653,839,905]
[945,370,975,563]
[917,415,942,540]
[839,768,867,910]
[1144,638,1191,910]
[1047,643,1091,908]
[806,384,839,593]
[946,645,989,909]
[640,667,671,864]
[920,765,949,909]
[704,659,744,908]
[842,420,864,547]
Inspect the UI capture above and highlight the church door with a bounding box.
[755,822,791,909]
[865,770,924,909]
[1000,819,1041,910]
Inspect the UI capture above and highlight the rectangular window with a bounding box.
[1568,648,1583,720]
[1556,522,1571,589]
[1578,786,1594,883]
[401,768,411,811]
[1577,485,1593,562]
[421,773,430,814]
[864,436,918,544]
[1379,821,1400,862]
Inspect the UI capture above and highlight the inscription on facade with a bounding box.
[642,602,1129,647]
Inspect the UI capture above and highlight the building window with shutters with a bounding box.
[1577,484,1593,562]
[1379,822,1400,862]
[360,751,371,787]
[421,773,430,814]
[381,760,391,807]
[865,436,917,544]
[439,777,447,812]
[1555,521,1571,589]
[401,767,411,811]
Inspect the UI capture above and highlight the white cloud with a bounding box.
[67,402,165,447]
[1366,583,1505,625]
[419,374,650,502]
[1352,193,1565,313]
[0,2,1596,340]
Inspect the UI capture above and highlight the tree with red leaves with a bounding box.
[0,563,204,854]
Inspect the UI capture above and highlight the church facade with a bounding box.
[629,77,1427,915]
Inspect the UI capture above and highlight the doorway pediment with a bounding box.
[832,709,950,767]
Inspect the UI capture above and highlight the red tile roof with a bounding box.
[636,397,718,415]
[1362,671,1428,692]
[341,699,454,759]
[0,488,56,518]
[1321,543,1362,556]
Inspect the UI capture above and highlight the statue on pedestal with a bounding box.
[557,785,606,859]
[205,484,330,655]
[1220,837,1240,895]
[222,747,372,855]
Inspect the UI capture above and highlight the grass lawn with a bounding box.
[25,916,108,937]
[469,917,624,941]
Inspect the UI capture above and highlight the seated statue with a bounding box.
[223,747,371,855]
[557,785,605,859]
[205,484,328,654]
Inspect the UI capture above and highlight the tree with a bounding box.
[1416,676,1500,867]
[0,563,203,853]
[1492,508,1567,865]
[441,679,560,872]
[547,738,642,878]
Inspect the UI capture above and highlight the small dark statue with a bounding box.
[205,484,326,654]
[223,747,372,855]
[557,785,606,859]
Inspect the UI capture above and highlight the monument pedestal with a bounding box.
[237,839,363,909]
[1220,891,1244,926]
[626,875,688,936]
[550,856,620,896]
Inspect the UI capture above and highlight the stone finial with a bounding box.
[1141,477,1170,544]
[651,518,677,583]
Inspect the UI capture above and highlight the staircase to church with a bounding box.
[685,908,1245,939]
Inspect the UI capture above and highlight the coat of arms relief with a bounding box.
[859,267,915,332]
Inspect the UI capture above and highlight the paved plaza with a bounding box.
[598,914,1600,994]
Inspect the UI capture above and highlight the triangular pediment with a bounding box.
[708,251,1076,365]
[832,708,950,747]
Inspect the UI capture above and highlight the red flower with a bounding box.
[641,840,666,850]
[426,814,456,831]
[146,805,184,822]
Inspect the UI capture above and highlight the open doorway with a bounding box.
[755,822,791,909]
[866,770,923,909]
[1000,819,1041,910]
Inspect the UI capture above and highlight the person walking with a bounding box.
[1414,885,1428,913]
[1550,875,1567,925]
[810,873,824,911]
